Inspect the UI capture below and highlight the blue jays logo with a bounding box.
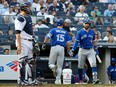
[0,66,4,72]
[6,60,19,72]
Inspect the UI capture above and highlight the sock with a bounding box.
[56,67,62,80]
[92,67,98,81]
[78,69,83,81]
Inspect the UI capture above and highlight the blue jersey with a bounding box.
[72,28,95,50]
[46,28,71,47]
[107,65,116,80]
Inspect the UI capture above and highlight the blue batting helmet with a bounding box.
[83,18,91,24]
[111,57,116,63]
[56,19,64,26]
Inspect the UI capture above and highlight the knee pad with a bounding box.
[19,56,27,80]
[19,56,28,68]
[28,58,35,65]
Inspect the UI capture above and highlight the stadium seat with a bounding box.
[0,24,9,29]
[34,31,45,36]
[9,23,15,30]
[0,35,8,43]
[39,28,50,35]
[57,11,66,16]
[77,25,83,30]
[0,47,4,54]
[6,35,16,42]
[38,34,45,43]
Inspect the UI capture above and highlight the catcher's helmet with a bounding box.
[56,18,64,26]
[20,3,29,14]
[83,18,91,24]
[111,57,116,63]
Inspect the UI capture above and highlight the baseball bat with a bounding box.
[96,55,102,63]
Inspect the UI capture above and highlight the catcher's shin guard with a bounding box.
[25,58,35,83]
[18,56,27,81]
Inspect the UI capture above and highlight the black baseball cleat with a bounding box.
[93,79,100,84]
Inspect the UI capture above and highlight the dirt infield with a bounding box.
[0,84,116,87]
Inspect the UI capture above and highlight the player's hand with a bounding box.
[17,46,21,54]
[68,50,74,57]
[34,42,38,46]
[42,43,46,50]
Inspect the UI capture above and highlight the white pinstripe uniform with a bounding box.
[15,14,34,83]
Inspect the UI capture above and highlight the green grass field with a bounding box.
[0,83,116,87]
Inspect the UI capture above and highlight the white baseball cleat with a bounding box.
[33,79,43,85]
[55,79,61,84]
[93,79,100,84]
[17,80,28,86]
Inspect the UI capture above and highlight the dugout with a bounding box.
[0,42,116,84]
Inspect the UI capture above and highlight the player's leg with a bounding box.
[84,73,89,83]
[78,48,87,83]
[87,49,99,84]
[55,46,64,84]
[48,46,58,73]
[18,43,29,85]
[18,56,27,85]
[25,47,34,85]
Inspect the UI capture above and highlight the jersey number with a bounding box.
[56,34,64,42]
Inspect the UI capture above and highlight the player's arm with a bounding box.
[66,32,72,53]
[71,31,80,51]
[72,40,79,51]
[16,32,21,54]
[66,41,71,52]
[42,30,52,50]
[15,15,26,54]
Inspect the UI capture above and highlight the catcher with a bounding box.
[15,3,41,86]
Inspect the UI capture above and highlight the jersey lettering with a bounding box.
[56,34,65,42]
[81,34,87,39]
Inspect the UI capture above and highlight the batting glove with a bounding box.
[42,43,46,50]
[68,49,74,57]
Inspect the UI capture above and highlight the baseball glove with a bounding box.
[33,46,40,56]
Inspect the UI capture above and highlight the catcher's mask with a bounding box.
[20,3,30,14]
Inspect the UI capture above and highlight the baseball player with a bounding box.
[69,18,100,84]
[15,4,40,85]
[107,57,116,84]
[42,19,71,84]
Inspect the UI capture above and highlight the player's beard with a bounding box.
[84,23,90,30]
[84,26,90,30]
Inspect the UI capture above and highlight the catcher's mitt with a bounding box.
[33,46,40,56]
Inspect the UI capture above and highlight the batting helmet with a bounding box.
[56,18,64,26]
[111,57,116,63]
[20,3,29,14]
[83,18,91,24]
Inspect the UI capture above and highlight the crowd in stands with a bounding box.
[0,0,116,46]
